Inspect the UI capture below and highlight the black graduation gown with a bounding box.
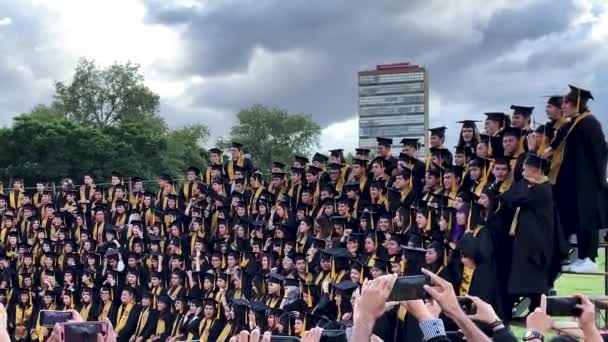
[462,228,499,310]
[502,180,554,295]
[554,114,608,236]
[116,304,142,342]
[412,159,427,198]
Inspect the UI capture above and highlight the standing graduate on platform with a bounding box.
[456,120,481,159]
[399,138,426,197]
[426,127,453,169]
[483,112,510,158]
[502,155,555,319]
[554,85,608,273]
[375,137,398,176]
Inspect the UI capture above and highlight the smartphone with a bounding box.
[387,275,429,302]
[320,329,348,342]
[62,321,108,342]
[457,297,476,315]
[546,296,582,316]
[270,337,301,342]
[39,310,72,328]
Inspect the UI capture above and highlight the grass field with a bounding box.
[511,249,606,338]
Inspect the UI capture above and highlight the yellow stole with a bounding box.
[79,185,95,211]
[153,315,166,339]
[135,307,150,336]
[296,235,308,253]
[227,157,244,181]
[80,303,92,321]
[182,181,198,201]
[115,302,134,333]
[459,266,474,296]
[266,296,280,309]
[198,317,217,341]
[170,313,183,336]
[249,186,263,211]
[168,285,182,299]
[548,112,591,184]
[99,301,112,321]
[15,304,33,325]
[9,190,23,209]
[151,286,163,310]
[93,222,104,242]
[217,322,233,342]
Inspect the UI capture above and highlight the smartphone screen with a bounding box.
[40,310,72,328]
[387,275,429,302]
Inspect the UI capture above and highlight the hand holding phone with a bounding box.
[546,296,582,316]
[39,310,72,328]
[387,275,429,302]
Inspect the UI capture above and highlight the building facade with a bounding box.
[358,63,429,155]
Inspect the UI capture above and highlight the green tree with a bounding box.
[0,58,210,188]
[220,104,321,171]
[53,57,165,131]
[162,124,210,177]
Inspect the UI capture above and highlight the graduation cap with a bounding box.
[370,257,389,272]
[510,105,534,117]
[294,155,309,165]
[400,138,420,148]
[430,147,451,164]
[330,215,347,226]
[444,165,464,179]
[272,161,286,171]
[484,112,507,123]
[306,165,323,175]
[355,148,371,157]
[376,137,393,147]
[267,273,284,285]
[208,147,223,155]
[492,155,514,168]
[351,156,368,168]
[457,120,481,129]
[329,149,344,158]
[312,153,329,163]
[231,141,243,149]
[186,166,201,175]
[543,94,563,108]
[524,154,549,172]
[502,126,523,139]
[566,84,594,112]
[426,163,442,178]
[158,294,173,306]
[332,280,358,298]
[249,300,268,314]
[428,126,447,138]
[327,162,344,172]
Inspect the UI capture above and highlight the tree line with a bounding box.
[0,58,321,188]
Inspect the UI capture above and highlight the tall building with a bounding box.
[358,63,429,155]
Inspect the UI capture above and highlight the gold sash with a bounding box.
[548,112,591,184]
[135,308,149,336]
[459,265,474,295]
[509,176,549,236]
[115,302,134,333]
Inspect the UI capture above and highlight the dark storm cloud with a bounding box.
[0,3,75,124]
[142,0,603,132]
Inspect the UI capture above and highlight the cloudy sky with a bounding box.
[1,0,607,152]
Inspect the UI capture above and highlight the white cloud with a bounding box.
[0,17,12,26]
[319,116,358,154]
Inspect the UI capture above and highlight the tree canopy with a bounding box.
[0,60,322,187]
[0,59,208,187]
[219,104,321,171]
